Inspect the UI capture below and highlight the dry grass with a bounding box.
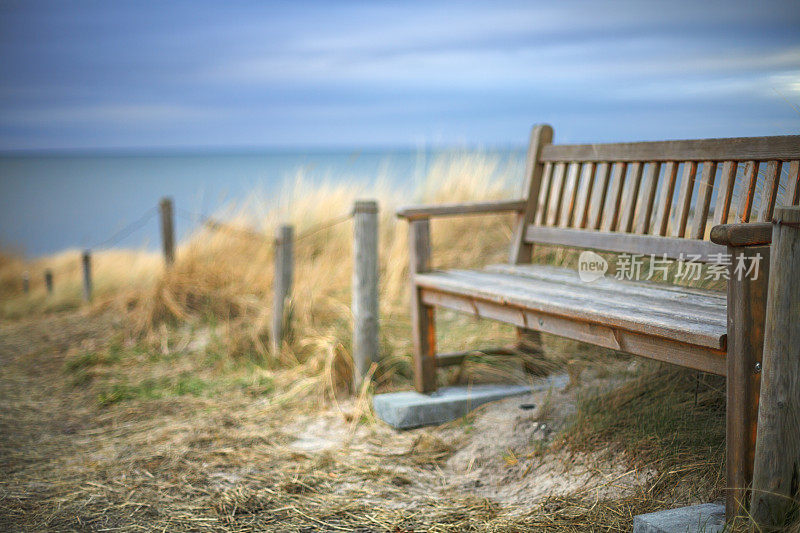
[3,151,789,530]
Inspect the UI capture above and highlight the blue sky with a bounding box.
[1,0,799,150]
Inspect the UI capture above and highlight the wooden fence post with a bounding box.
[271,225,294,355]
[352,200,379,389]
[82,250,92,302]
[44,269,53,295]
[22,271,29,293]
[751,205,800,528]
[159,197,175,266]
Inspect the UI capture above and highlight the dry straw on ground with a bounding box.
[2,152,789,531]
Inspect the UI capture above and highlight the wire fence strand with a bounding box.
[89,207,158,250]
[176,207,354,244]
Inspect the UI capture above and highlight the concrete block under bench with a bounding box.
[633,503,725,533]
[373,383,531,429]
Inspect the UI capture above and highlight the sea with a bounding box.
[0,147,525,257]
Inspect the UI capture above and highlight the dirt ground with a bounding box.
[0,311,693,532]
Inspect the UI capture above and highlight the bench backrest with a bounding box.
[511,125,800,263]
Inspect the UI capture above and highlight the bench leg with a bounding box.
[409,219,437,393]
[726,245,769,520]
[411,296,437,393]
[516,328,548,376]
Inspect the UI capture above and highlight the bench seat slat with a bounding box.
[414,266,727,350]
[442,270,727,327]
[421,289,726,375]
[486,264,726,305]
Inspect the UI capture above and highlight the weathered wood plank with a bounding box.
[524,225,726,262]
[709,222,772,247]
[559,163,581,227]
[546,162,567,226]
[619,162,644,233]
[785,161,800,206]
[751,206,800,528]
[601,162,628,231]
[713,161,737,225]
[634,162,660,234]
[673,162,698,237]
[738,161,759,222]
[510,125,554,263]
[589,163,611,230]
[690,161,717,239]
[533,162,554,226]
[541,134,800,162]
[415,270,726,348]
[574,162,597,229]
[420,289,727,375]
[409,219,437,393]
[654,161,679,236]
[486,264,726,307]
[758,160,782,222]
[397,199,526,220]
[508,125,553,362]
[443,268,726,323]
[725,245,770,519]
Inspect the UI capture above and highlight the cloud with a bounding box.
[2,104,219,126]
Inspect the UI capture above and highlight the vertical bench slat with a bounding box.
[713,161,737,225]
[533,162,554,226]
[738,161,759,222]
[601,162,628,231]
[654,161,679,236]
[546,163,567,226]
[634,162,660,234]
[574,162,597,229]
[559,163,582,227]
[785,161,800,206]
[690,161,717,239]
[590,163,612,229]
[619,161,644,233]
[758,160,782,222]
[673,161,698,237]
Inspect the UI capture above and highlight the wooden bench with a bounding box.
[397,125,800,519]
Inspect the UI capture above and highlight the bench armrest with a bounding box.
[710,222,772,247]
[397,199,526,220]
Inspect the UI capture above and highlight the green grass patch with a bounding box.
[97,373,215,406]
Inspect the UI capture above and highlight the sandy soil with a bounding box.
[0,311,654,531]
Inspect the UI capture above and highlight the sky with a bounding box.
[0,0,799,151]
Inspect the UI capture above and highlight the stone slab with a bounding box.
[373,383,531,429]
[633,503,725,533]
